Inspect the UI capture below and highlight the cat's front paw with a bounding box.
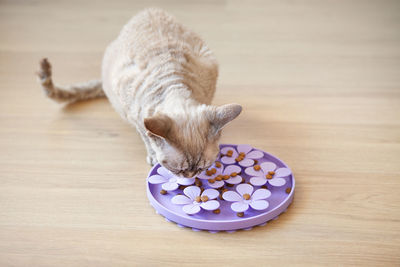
[146,155,158,166]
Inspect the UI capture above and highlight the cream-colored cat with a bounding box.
[37,8,242,178]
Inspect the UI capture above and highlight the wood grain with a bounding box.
[0,0,399,266]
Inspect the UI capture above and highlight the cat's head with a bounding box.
[144,103,242,178]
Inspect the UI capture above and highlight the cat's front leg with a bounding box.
[146,154,158,166]
[138,129,158,166]
[144,141,158,166]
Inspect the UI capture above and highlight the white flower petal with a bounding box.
[223,165,241,175]
[148,175,167,184]
[239,158,254,167]
[275,167,292,178]
[250,177,267,186]
[221,156,236,165]
[236,183,254,196]
[171,195,192,205]
[226,176,242,185]
[245,167,263,177]
[222,191,242,202]
[207,180,225,188]
[268,177,286,187]
[183,186,201,200]
[250,200,269,210]
[252,188,271,200]
[231,202,249,212]
[182,204,201,215]
[237,144,253,154]
[200,200,220,210]
[177,177,195,186]
[246,150,264,159]
[202,189,219,200]
[260,162,277,173]
[157,166,173,178]
[214,168,223,176]
[162,182,178,191]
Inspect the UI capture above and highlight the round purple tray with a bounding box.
[146,144,295,232]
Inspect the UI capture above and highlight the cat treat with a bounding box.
[160,189,167,195]
[213,209,221,214]
[194,179,202,187]
[226,150,234,157]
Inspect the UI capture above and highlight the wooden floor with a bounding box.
[1,0,399,266]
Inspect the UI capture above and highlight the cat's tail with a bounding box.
[36,58,105,103]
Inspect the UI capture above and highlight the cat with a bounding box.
[37,8,242,178]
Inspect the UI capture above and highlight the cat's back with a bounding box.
[102,8,218,120]
[118,8,210,64]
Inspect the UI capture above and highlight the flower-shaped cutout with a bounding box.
[148,166,195,191]
[171,186,220,214]
[245,162,291,187]
[223,184,271,212]
[220,144,263,167]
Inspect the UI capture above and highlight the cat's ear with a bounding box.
[144,115,172,140]
[209,103,242,133]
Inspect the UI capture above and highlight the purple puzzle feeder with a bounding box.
[146,144,295,232]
